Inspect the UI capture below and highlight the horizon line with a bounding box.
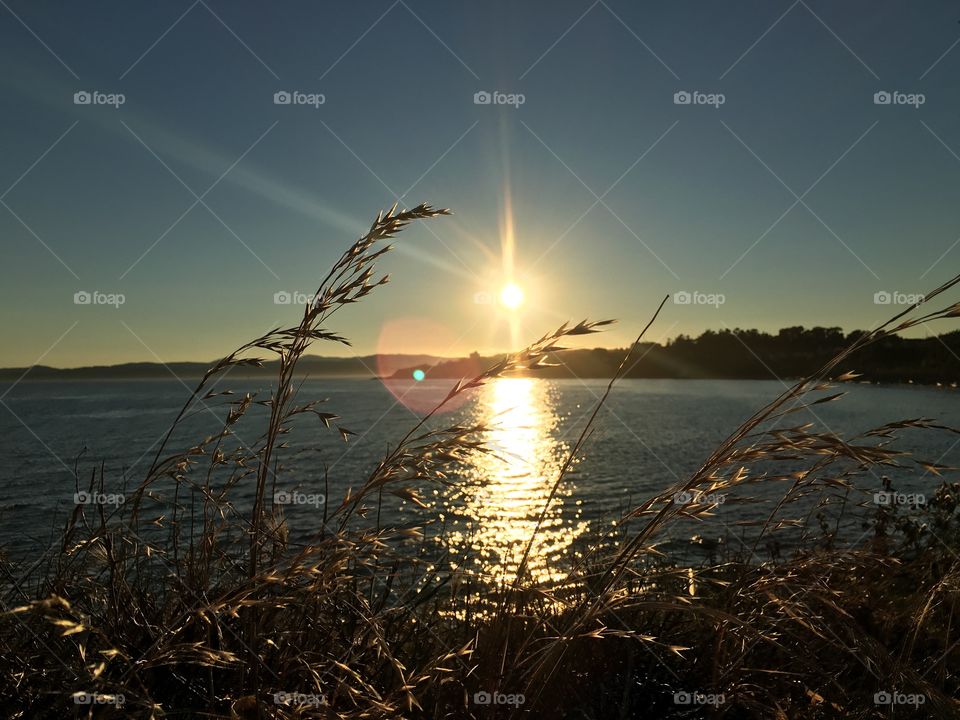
[2,323,956,373]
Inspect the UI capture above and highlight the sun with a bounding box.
[499,282,524,310]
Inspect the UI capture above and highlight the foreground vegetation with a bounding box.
[2,205,959,718]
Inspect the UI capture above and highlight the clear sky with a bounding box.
[2,1,960,367]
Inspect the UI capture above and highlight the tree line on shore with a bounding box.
[405,327,960,384]
[5,327,958,385]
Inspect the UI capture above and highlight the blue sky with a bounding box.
[2,1,960,366]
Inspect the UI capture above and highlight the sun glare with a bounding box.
[442,377,587,590]
[499,282,524,310]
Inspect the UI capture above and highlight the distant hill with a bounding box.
[0,354,445,381]
[4,327,960,385]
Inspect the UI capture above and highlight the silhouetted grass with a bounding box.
[2,204,960,718]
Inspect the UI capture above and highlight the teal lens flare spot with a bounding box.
[412,369,425,382]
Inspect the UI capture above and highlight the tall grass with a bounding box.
[2,204,960,718]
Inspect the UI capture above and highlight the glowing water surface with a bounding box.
[441,377,588,586]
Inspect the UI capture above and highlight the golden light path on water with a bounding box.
[443,377,588,586]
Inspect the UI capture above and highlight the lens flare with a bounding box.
[376,317,481,414]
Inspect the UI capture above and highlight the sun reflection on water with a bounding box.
[444,377,587,586]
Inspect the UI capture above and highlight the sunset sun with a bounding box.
[499,282,524,310]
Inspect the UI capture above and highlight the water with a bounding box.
[2,377,958,577]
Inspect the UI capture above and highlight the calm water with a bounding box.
[2,377,958,578]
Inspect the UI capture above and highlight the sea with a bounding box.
[2,377,958,580]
